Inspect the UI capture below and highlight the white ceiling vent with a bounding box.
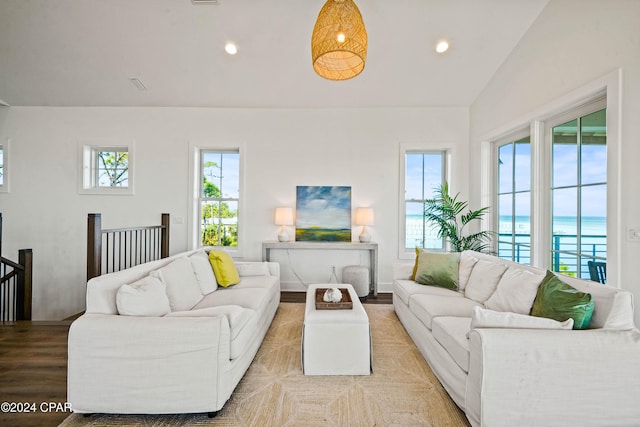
[129,78,147,91]
[191,0,218,4]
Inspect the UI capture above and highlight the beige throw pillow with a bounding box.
[116,276,171,317]
[485,267,545,314]
[458,252,479,291]
[189,250,218,295]
[151,257,204,311]
[464,260,508,303]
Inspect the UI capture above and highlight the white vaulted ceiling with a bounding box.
[0,0,549,108]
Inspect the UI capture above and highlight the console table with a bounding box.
[262,241,379,296]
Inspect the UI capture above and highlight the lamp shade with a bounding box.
[311,0,367,81]
[355,207,374,226]
[274,207,294,226]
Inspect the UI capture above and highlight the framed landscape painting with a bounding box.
[296,186,351,242]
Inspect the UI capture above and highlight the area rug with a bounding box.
[59,303,469,427]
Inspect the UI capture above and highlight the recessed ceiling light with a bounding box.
[435,40,450,54]
[225,43,238,55]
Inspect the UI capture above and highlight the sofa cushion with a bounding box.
[484,267,545,314]
[193,288,271,320]
[415,251,460,290]
[432,316,472,373]
[208,250,241,287]
[531,271,594,329]
[470,306,573,332]
[116,276,171,317]
[458,252,478,291]
[409,293,481,330]
[235,261,270,277]
[231,275,279,291]
[150,257,204,312]
[166,305,257,360]
[189,250,218,295]
[393,279,463,306]
[464,259,508,303]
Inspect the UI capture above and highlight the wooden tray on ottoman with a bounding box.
[315,288,353,310]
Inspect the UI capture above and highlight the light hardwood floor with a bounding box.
[0,292,392,427]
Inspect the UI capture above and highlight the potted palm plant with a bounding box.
[424,182,493,253]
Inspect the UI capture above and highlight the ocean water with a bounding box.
[407,214,606,277]
[405,215,607,256]
[406,214,605,243]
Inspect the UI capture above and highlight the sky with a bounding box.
[296,186,351,229]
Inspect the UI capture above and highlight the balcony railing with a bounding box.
[498,233,606,280]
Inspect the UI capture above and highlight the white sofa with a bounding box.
[393,250,640,427]
[67,248,280,415]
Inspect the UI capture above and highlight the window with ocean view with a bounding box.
[551,108,606,280]
[497,134,531,264]
[403,151,445,251]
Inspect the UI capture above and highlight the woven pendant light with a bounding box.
[311,0,368,81]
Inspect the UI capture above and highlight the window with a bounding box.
[199,150,240,248]
[402,150,446,253]
[95,149,128,187]
[496,133,532,264]
[0,139,8,193]
[80,141,134,195]
[550,107,606,279]
[482,74,618,284]
[0,145,4,187]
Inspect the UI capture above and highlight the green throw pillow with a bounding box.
[414,252,460,291]
[530,271,594,329]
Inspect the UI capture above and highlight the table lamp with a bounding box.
[274,207,294,242]
[355,207,374,243]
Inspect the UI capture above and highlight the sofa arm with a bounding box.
[68,313,232,414]
[466,328,640,427]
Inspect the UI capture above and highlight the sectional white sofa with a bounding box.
[393,250,640,427]
[67,248,280,415]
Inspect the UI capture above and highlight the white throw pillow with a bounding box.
[189,250,218,295]
[235,261,270,277]
[464,260,508,303]
[458,253,478,291]
[151,257,203,311]
[485,267,545,314]
[469,306,573,336]
[116,276,171,317]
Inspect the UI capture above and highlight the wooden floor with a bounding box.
[0,322,72,427]
[0,292,392,427]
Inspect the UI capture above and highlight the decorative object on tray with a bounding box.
[323,287,343,303]
[315,287,353,310]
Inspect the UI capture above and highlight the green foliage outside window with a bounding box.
[97,151,128,187]
[201,157,238,247]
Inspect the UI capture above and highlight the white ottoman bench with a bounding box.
[302,283,372,376]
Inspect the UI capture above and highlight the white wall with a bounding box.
[0,106,469,320]
[470,0,640,326]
